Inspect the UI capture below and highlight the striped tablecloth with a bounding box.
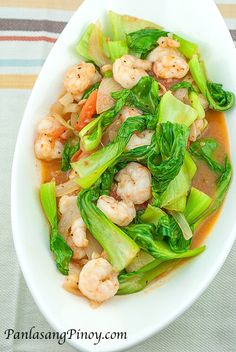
[0,1,236,352]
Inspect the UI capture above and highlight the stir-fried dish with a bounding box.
[36,12,234,303]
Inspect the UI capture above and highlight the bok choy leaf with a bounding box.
[159,91,198,127]
[123,223,205,260]
[61,140,80,171]
[40,181,73,275]
[112,76,159,115]
[126,29,168,58]
[76,23,110,66]
[117,259,178,295]
[72,116,146,188]
[78,189,139,271]
[189,138,225,173]
[171,81,205,119]
[107,40,128,62]
[194,158,232,223]
[189,54,234,111]
[109,11,162,41]
[172,34,198,59]
[148,122,189,194]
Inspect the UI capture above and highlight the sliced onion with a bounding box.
[63,103,80,114]
[56,179,80,197]
[51,112,74,130]
[96,77,122,114]
[169,211,193,240]
[50,100,64,115]
[173,88,189,104]
[88,22,110,66]
[59,92,74,106]
[85,232,103,260]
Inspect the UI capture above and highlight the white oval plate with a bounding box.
[11,0,236,351]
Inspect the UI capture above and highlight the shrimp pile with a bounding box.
[148,37,189,80]
[79,258,119,302]
[64,62,101,100]
[34,116,65,161]
[113,55,152,89]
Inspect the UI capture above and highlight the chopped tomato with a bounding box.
[75,89,98,131]
[71,149,91,163]
[187,138,191,149]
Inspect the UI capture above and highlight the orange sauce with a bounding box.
[192,110,230,248]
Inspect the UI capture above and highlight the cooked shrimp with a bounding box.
[119,106,142,121]
[115,162,152,205]
[126,130,154,151]
[199,94,209,111]
[97,195,136,226]
[34,116,64,161]
[71,218,88,248]
[157,36,180,49]
[64,62,101,96]
[78,258,119,302]
[59,195,80,235]
[63,262,82,296]
[67,235,87,260]
[103,106,142,143]
[147,38,189,80]
[113,55,152,89]
[59,195,88,249]
[153,55,189,80]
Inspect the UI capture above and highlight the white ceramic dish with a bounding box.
[11,0,236,351]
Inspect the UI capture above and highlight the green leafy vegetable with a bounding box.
[140,204,167,227]
[189,138,225,173]
[189,90,206,119]
[76,23,94,61]
[98,164,121,195]
[189,54,234,111]
[107,40,128,62]
[172,34,198,59]
[167,216,192,253]
[195,158,232,223]
[72,116,146,188]
[139,204,170,238]
[184,187,212,225]
[76,23,110,66]
[78,189,139,271]
[171,81,205,119]
[125,250,155,273]
[61,140,80,171]
[78,89,131,151]
[148,122,189,194]
[82,120,102,152]
[103,70,113,78]
[159,152,196,212]
[82,82,100,100]
[171,81,196,92]
[40,182,73,275]
[126,29,168,57]
[109,11,162,41]
[112,76,159,115]
[206,82,235,111]
[117,259,178,295]
[130,76,159,115]
[124,223,205,260]
[159,91,198,127]
[169,211,193,240]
